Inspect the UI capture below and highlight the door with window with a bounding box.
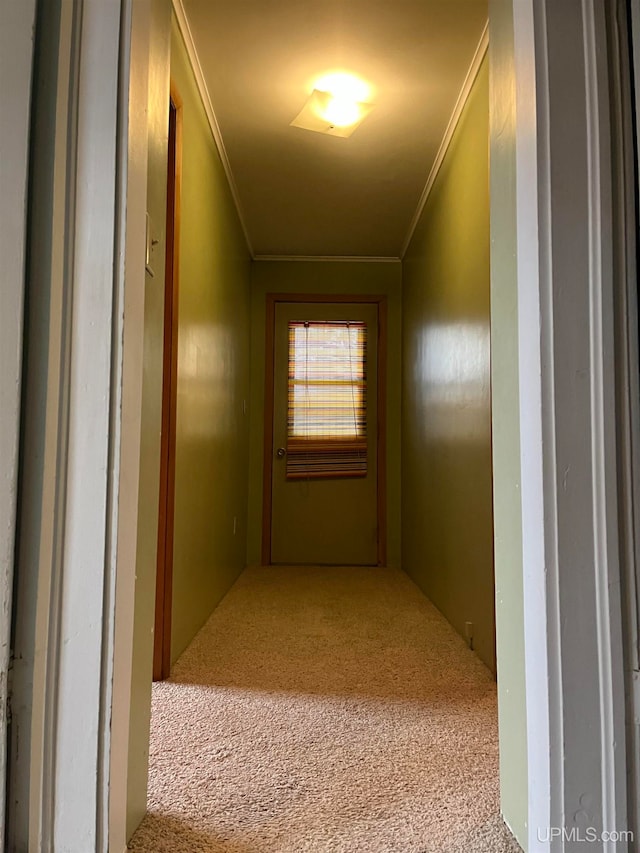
[266,298,384,565]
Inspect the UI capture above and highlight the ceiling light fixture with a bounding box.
[290,71,374,138]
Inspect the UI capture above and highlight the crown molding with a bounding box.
[172,2,487,264]
[401,20,489,258]
[253,255,401,263]
[172,0,254,256]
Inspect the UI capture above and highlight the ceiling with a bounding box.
[178,0,488,259]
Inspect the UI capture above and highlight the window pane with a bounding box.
[286,321,367,478]
[289,383,365,438]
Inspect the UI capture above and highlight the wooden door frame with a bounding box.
[153,82,182,681]
[261,293,388,567]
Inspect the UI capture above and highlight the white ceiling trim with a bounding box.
[172,0,254,256]
[253,255,401,263]
[400,20,489,259]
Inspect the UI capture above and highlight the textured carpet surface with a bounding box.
[128,566,521,853]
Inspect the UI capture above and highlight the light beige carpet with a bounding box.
[128,566,522,853]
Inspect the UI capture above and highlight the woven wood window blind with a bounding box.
[287,321,367,479]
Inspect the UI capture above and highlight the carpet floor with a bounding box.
[128,566,521,853]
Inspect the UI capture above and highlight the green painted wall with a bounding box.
[488,0,528,845]
[124,12,528,847]
[401,59,496,670]
[169,20,252,662]
[126,0,171,838]
[247,260,402,568]
[126,12,252,838]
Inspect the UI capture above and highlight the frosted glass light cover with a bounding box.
[290,89,374,138]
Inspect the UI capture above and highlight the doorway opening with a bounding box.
[153,86,182,682]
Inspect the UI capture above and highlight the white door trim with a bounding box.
[7,1,147,850]
[513,1,630,849]
[0,0,37,837]
[108,0,152,849]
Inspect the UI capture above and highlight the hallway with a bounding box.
[128,566,520,852]
[5,1,639,850]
